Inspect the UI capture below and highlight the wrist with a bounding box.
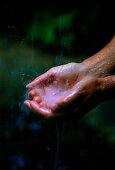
[81,56,104,78]
[81,54,113,78]
[82,36,115,78]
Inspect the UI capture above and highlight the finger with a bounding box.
[50,97,68,112]
[26,74,46,89]
[33,96,42,103]
[26,72,55,89]
[51,85,81,112]
[24,100,31,108]
[63,85,80,103]
[24,100,63,120]
[29,101,53,119]
[39,101,46,107]
[28,89,39,99]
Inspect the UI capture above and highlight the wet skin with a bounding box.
[24,36,115,120]
[24,63,85,119]
[24,63,103,120]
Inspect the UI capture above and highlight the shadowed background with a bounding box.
[0,1,115,169]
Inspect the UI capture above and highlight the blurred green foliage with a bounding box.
[0,0,115,169]
[0,38,115,169]
[28,11,76,52]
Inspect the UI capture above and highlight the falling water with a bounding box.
[3,3,66,169]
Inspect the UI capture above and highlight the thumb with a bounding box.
[26,71,55,89]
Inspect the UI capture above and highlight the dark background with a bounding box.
[0,1,115,169]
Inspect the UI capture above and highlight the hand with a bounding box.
[24,63,103,120]
[24,36,115,121]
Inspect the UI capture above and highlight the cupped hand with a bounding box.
[24,63,103,120]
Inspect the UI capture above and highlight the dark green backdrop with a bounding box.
[0,1,115,169]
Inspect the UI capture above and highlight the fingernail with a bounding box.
[24,100,30,107]
[26,84,29,88]
[26,84,31,89]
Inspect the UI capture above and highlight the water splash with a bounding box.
[18,69,38,117]
[7,25,16,29]
[19,89,30,116]
[55,43,65,66]
[31,34,34,57]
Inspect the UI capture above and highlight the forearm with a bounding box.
[82,36,115,77]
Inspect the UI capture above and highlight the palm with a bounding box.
[24,63,87,118]
[30,77,71,109]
